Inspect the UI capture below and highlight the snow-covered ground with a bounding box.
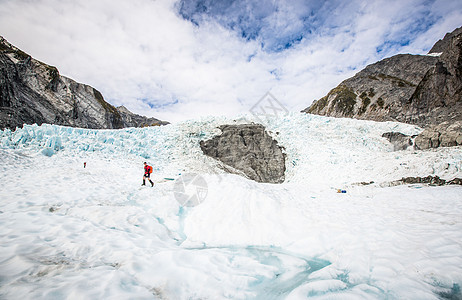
[0,113,461,299]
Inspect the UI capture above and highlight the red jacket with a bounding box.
[144,165,153,174]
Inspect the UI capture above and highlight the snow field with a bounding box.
[0,113,461,299]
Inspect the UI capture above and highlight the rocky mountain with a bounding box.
[428,27,462,54]
[0,36,167,130]
[406,28,462,126]
[303,26,462,128]
[200,124,286,183]
[116,106,169,127]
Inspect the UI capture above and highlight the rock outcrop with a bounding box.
[303,26,462,128]
[381,132,414,151]
[199,124,286,183]
[414,121,462,150]
[395,175,462,186]
[0,36,167,130]
[382,121,462,151]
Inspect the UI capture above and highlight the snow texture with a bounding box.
[0,113,461,299]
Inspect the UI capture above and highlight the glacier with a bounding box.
[0,113,461,299]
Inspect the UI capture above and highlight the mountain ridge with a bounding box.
[0,36,168,130]
[303,26,462,128]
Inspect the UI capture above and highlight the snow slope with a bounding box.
[0,113,461,299]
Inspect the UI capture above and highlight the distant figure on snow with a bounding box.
[142,162,154,187]
[84,162,86,168]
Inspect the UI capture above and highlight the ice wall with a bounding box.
[1,113,461,187]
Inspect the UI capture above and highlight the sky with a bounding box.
[0,0,461,123]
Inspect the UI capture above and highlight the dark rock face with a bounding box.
[200,124,286,183]
[414,121,462,150]
[382,132,414,151]
[428,27,462,54]
[0,36,167,130]
[405,29,462,126]
[303,26,462,128]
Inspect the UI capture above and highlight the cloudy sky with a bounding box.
[0,0,461,122]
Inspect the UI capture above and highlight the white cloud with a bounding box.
[0,0,461,123]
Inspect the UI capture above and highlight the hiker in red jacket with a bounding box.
[142,162,154,187]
